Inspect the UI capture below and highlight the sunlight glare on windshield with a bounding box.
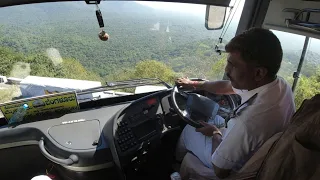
[46,48,63,66]
[10,62,31,79]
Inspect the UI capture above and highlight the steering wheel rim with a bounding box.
[171,85,204,128]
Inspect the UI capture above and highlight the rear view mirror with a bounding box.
[205,5,227,30]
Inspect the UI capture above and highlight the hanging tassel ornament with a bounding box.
[96,3,109,41]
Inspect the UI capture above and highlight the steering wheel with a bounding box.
[170,85,221,128]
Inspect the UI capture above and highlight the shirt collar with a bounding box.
[233,78,278,104]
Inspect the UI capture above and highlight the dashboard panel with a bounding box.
[0,103,130,171]
[0,88,236,178]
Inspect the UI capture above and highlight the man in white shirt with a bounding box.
[175,28,295,179]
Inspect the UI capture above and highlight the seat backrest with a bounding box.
[226,94,320,180]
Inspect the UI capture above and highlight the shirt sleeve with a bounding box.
[211,119,253,170]
[232,87,247,95]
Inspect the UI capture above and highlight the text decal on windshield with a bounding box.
[0,91,79,121]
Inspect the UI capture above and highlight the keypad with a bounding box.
[117,120,137,152]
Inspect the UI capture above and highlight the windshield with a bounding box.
[0,1,246,121]
[0,1,244,102]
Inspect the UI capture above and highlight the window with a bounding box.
[272,30,320,108]
[294,38,320,108]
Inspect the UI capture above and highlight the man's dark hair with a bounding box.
[225,28,283,78]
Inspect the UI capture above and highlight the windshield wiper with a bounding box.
[77,78,172,95]
[106,78,171,88]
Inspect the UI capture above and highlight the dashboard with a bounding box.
[0,89,235,178]
[114,97,163,155]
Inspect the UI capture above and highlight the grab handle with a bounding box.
[39,138,78,166]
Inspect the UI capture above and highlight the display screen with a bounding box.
[132,120,156,140]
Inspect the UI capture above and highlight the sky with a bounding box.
[137,1,205,14]
[137,0,245,18]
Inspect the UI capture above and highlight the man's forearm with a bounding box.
[211,134,222,154]
[196,80,235,95]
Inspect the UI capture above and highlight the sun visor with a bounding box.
[263,0,320,39]
[196,0,231,6]
[0,0,231,8]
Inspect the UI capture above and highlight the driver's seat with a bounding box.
[179,132,281,180]
[179,94,320,180]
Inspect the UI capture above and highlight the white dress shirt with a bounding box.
[211,77,295,171]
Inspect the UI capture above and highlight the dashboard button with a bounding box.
[143,109,148,114]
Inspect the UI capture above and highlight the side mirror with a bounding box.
[205,5,227,30]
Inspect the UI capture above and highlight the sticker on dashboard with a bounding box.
[0,91,79,121]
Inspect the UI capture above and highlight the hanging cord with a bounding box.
[95,2,104,29]
[215,1,236,46]
[221,0,242,39]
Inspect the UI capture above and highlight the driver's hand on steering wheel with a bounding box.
[196,121,221,137]
[175,77,194,89]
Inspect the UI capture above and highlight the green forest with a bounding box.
[0,1,319,108]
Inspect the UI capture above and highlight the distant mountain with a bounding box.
[283,49,320,65]
[0,2,88,24]
[100,1,155,13]
[305,51,320,64]
[0,2,158,26]
[273,30,320,66]
[0,1,219,77]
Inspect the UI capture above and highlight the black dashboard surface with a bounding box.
[0,89,235,174]
[0,102,130,170]
[0,89,174,171]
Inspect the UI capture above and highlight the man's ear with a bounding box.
[254,67,268,81]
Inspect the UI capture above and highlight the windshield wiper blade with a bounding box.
[106,78,171,88]
[77,78,171,95]
[106,78,156,86]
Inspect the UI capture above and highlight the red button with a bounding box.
[147,98,157,105]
